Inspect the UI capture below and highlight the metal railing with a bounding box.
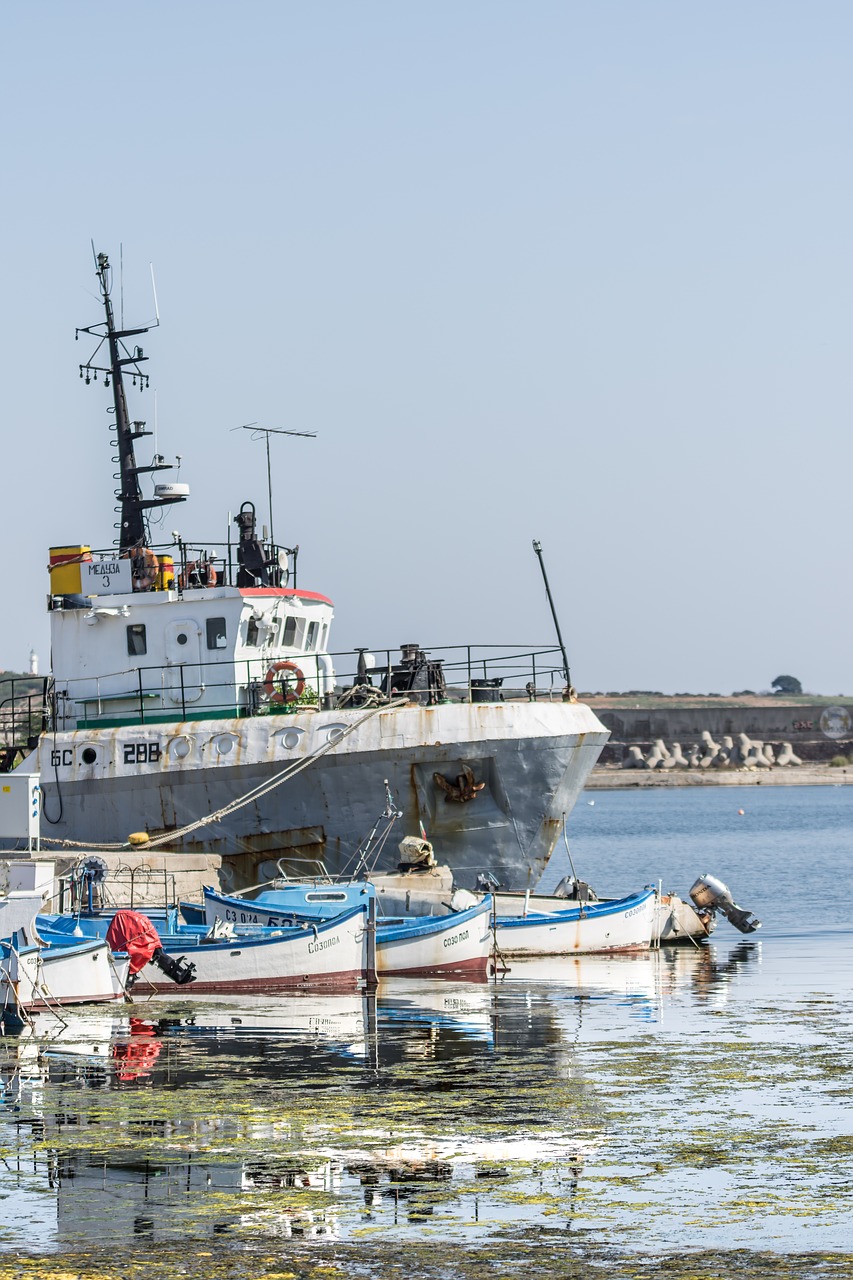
[0,676,50,763]
[45,644,569,730]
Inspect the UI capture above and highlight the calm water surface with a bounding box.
[1,786,850,1269]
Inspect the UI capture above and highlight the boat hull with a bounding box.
[375,900,492,977]
[28,701,608,890]
[1,938,130,1015]
[137,907,368,993]
[493,890,656,956]
[203,889,493,979]
[493,888,714,944]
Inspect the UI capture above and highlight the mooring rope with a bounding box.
[40,697,409,853]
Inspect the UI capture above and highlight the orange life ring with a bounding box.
[179,560,218,590]
[264,661,305,704]
[124,547,159,591]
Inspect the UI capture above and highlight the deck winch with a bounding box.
[689,874,761,934]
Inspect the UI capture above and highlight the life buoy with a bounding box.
[264,661,305,704]
[178,561,218,590]
[124,547,159,591]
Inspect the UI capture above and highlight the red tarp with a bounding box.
[106,910,162,975]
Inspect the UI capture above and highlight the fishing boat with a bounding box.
[492,888,656,956]
[7,249,609,891]
[39,906,371,994]
[489,885,715,944]
[187,885,493,979]
[0,932,130,1026]
[200,890,492,978]
[374,900,492,977]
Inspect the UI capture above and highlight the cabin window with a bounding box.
[306,620,318,650]
[319,623,328,651]
[206,617,227,650]
[246,617,260,647]
[282,616,297,647]
[126,624,147,656]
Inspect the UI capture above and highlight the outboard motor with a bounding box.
[552,876,597,903]
[689,874,761,934]
[106,910,197,986]
[397,835,437,872]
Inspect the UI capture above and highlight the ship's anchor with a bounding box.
[433,764,485,803]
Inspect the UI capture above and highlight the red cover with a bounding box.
[106,910,162,975]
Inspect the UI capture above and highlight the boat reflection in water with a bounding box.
[0,980,597,1248]
[0,947,759,1250]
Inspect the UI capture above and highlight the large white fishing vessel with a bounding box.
[9,252,608,889]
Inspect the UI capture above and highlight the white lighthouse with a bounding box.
[29,649,38,676]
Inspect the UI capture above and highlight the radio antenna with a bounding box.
[149,263,160,327]
[232,423,316,550]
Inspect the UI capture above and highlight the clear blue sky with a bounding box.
[1,2,850,693]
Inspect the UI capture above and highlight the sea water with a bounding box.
[0,785,850,1277]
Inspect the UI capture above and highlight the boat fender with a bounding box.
[264,661,306,704]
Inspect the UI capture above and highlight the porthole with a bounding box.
[169,737,192,760]
[81,747,97,765]
[275,726,305,752]
[177,632,188,646]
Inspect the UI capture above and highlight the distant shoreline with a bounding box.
[586,764,853,790]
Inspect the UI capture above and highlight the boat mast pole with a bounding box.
[532,539,572,691]
[96,254,147,551]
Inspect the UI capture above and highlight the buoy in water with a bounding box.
[737,809,745,816]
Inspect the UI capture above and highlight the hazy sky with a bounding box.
[1,2,850,694]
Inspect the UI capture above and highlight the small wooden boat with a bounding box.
[201,887,492,978]
[0,933,130,1026]
[490,886,714,944]
[493,888,656,956]
[39,907,371,994]
[375,899,492,977]
[200,882,372,927]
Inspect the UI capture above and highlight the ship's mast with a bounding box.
[77,250,184,551]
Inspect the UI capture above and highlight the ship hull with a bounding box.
[28,701,608,891]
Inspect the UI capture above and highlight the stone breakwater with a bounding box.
[621,732,801,772]
[587,763,853,789]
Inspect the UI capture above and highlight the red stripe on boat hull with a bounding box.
[379,956,489,978]
[140,970,366,994]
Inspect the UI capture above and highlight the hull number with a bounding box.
[123,742,162,765]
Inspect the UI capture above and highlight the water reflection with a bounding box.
[0,937,830,1254]
[0,981,599,1249]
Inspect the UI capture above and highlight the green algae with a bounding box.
[0,961,851,1272]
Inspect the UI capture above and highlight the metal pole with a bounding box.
[532,540,571,689]
[266,432,275,551]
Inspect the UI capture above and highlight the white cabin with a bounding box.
[49,574,336,730]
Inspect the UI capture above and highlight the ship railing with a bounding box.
[48,537,298,596]
[58,644,571,728]
[0,676,51,764]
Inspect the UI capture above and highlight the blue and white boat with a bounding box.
[0,932,130,1026]
[492,888,656,956]
[38,907,371,994]
[199,884,492,977]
